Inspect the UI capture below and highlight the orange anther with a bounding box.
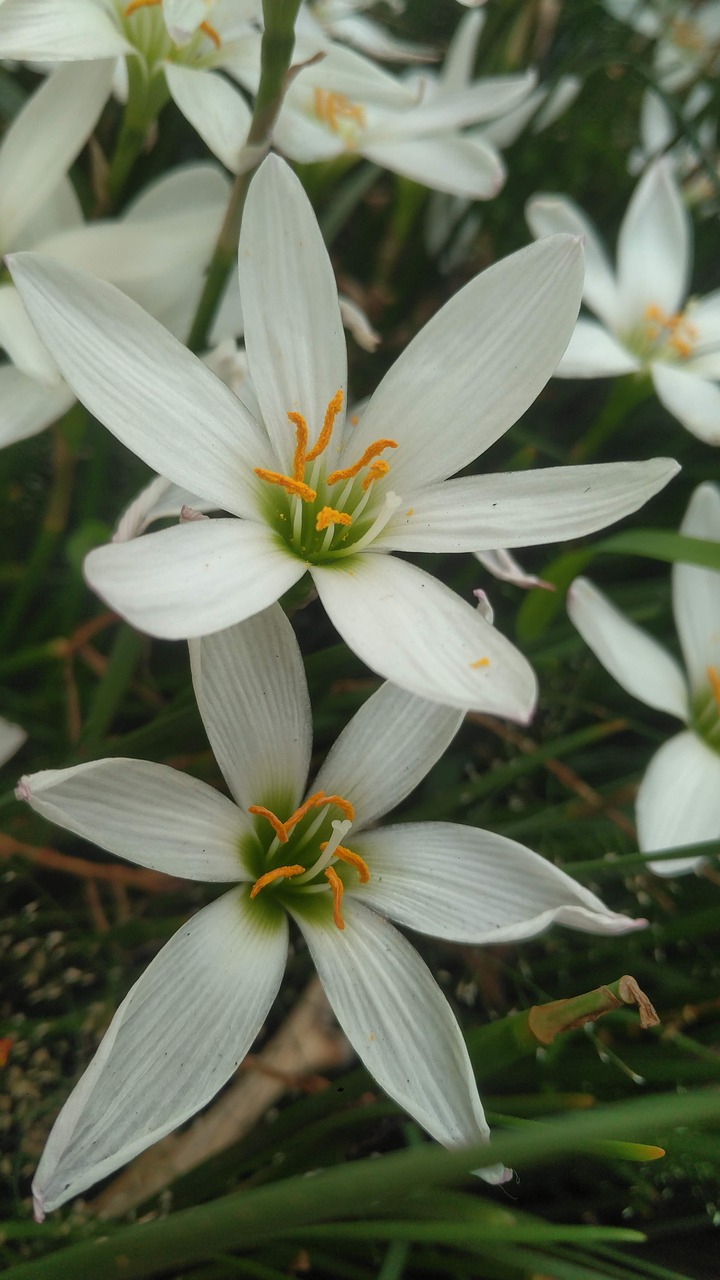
[319,794,355,821]
[332,844,370,883]
[470,657,490,669]
[124,0,160,13]
[254,467,317,503]
[316,506,352,531]
[288,411,309,481]
[707,665,720,710]
[327,439,397,486]
[199,19,221,47]
[306,390,344,462]
[250,865,305,898]
[325,865,345,929]
[361,458,389,491]
[282,790,329,835]
[248,805,289,843]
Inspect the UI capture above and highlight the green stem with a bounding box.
[0,409,82,651]
[80,624,146,753]
[570,374,652,462]
[186,0,302,352]
[106,61,168,207]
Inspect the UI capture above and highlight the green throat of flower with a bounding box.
[243,790,369,930]
[255,390,401,563]
[626,303,697,364]
[121,0,222,72]
[692,665,720,753]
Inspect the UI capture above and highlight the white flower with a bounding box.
[527,159,720,444]
[296,0,436,64]
[1,158,234,449]
[10,155,678,714]
[604,0,720,90]
[567,483,720,877]
[20,603,644,1218]
[0,0,259,173]
[230,32,537,198]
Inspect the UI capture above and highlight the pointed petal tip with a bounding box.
[32,1188,45,1224]
[15,776,30,803]
[472,1161,514,1185]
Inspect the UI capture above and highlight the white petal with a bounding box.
[363,132,505,200]
[637,731,720,873]
[327,13,436,63]
[555,319,640,379]
[0,61,113,248]
[672,482,720,696]
[338,296,380,352]
[166,64,251,172]
[33,888,288,1215]
[12,175,83,251]
[375,74,537,138]
[346,236,583,492]
[293,898,503,1173]
[0,716,26,768]
[314,683,463,830]
[8,253,271,517]
[475,548,551,592]
[239,156,347,471]
[189,606,312,813]
[112,476,217,542]
[124,162,231,221]
[312,554,537,718]
[567,577,689,720]
[0,364,75,449]
[18,759,251,880]
[0,0,130,61]
[525,194,620,329]
[617,161,691,324]
[651,362,720,444]
[379,459,679,553]
[354,822,643,940]
[441,10,485,90]
[84,518,306,640]
[0,285,62,386]
[163,0,206,42]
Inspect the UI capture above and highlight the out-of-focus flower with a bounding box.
[21,603,645,1217]
[0,0,259,173]
[527,159,720,444]
[0,717,26,768]
[1,160,234,449]
[231,32,537,198]
[604,0,720,90]
[296,0,435,63]
[568,483,720,876]
[10,156,678,713]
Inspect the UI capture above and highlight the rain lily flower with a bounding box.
[20,603,644,1217]
[10,156,678,713]
[527,159,720,444]
[1,161,234,449]
[604,0,720,90]
[567,483,720,877]
[0,0,258,174]
[231,34,537,198]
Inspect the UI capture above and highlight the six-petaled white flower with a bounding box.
[568,483,720,876]
[527,159,720,444]
[9,156,678,715]
[20,602,644,1218]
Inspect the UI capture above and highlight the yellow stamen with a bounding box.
[254,468,317,503]
[470,657,490,669]
[199,19,221,47]
[314,89,365,136]
[287,411,309,480]
[306,389,344,462]
[250,864,305,898]
[124,0,160,14]
[248,805,289,843]
[322,842,370,883]
[708,665,720,710]
[327,439,397,486]
[316,506,352,531]
[361,458,389,491]
[325,865,345,929]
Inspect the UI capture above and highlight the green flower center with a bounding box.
[255,390,400,564]
[120,0,222,74]
[626,302,697,364]
[242,790,369,930]
[691,664,720,754]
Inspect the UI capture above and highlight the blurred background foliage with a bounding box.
[2,1,720,1277]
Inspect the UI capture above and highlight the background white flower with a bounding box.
[527,159,720,443]
[567,482,720,876]
[20,603,644,1217]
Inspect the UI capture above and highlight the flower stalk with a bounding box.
[187,0,302,352]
